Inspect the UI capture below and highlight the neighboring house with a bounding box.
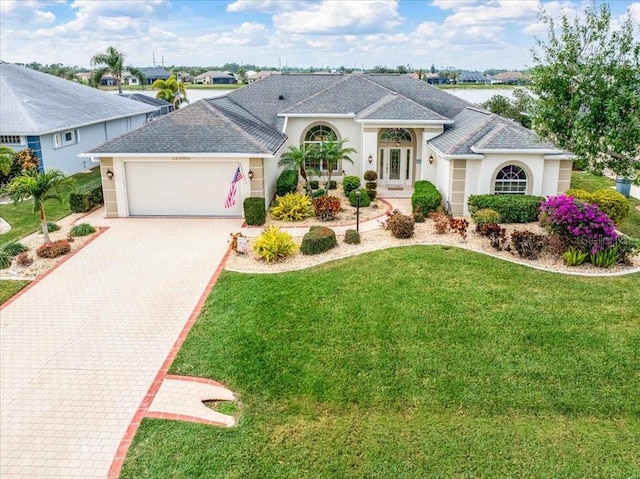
[99,73,116,86]
[117,94,174,120]
[141,67,171,85]
[458,72,489,84]
[176,71,191,83]
[0,61,157,175]
[193,71,237,85]
[85,73,573,218]
[491,71,530,85]
[246,71,281,83]
[123,71,140,86]
[75,72,93,85]
[423,72,446,85]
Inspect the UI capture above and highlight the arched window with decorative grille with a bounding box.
[494,165,528,194]
[303,124,338,172]
[380,128,412,144]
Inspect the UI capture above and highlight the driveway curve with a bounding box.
[0,212,243,478]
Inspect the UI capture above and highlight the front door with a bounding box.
[380,147,412,186]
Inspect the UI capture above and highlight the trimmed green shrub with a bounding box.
[69,223,96,237]
[312,188,326,198]
[0,251,10,269]
[348,189,371,207]
[367,190,377,201]
[309,180,320,190]
[565,188,592,202]
[69,185,104,213]
[271,193,313,221]
[243,197,266,226]
[313,195,342,221]
[2,242,28,256]
[326,180,337,190]
[344,229,361,244]
[300,225,337,255]
[90,185,104,205]
[276,169,299,196]
[412,181,442,214]
[365,181,377,190]
[589,189,629,224]
[467,194,544,223]
[342,176,361,196]
[36,239,71,258]
[471,208,501,229]
[511,230,547,259]
[364,170,378,181]
[252,226,297,262]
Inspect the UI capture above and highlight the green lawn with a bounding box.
[0,280,30,305]
[0,167,101,246]
[570,171,640,238]
[121,247,640,479]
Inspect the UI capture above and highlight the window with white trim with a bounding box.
[0,135,23,145]
[495,165,527,194]
[303,125,338,172]
[53,129,79,149]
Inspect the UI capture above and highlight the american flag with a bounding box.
[224,166,244,208]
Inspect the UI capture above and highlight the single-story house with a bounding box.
[84,73,573,218]
[117,94,174,119]
[490,71,531,85]
[193,71,237,85]
[247,71,281,83]
[0,61,157,175]
[458,71,489,84]
[142,67,171,85]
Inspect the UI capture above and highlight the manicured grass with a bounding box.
[0,280,30,304]
[570,171,640,238]
[121,247,640,478]
[0,167,101,245]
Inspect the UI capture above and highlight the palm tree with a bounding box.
[151,75,187,109]
[2,169,75,244]
[0,146,15,176]
[316,138,356,186]
[91,46,145,94]
[277,144,319,194]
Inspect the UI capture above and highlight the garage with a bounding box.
[125,161,244,216]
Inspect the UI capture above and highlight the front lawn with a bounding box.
[0,280,30,305]
[0,167,101,245]
[121,246,640,478]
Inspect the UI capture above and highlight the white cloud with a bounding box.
[0,0,57,23]
[226,0,316,13]
[273,0,403,35]
[200,22,270,47]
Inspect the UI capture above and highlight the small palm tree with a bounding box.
[316,138,356,186]
[91,46,145,94]
[2,169,75,244]
[0,146,15,176]
[151,75,187,109]
[277,144,319,194]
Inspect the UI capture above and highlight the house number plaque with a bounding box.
[172,156,191,161]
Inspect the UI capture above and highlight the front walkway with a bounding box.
[0,211,243,478]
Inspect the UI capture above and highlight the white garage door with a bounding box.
[125,161,244,216]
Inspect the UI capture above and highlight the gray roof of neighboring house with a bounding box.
[429,107,565,155]
[0,61,156,136]
[194,70,236,80]
[88,98,286,155]
[118,93,173,108]
[142,67,171,78]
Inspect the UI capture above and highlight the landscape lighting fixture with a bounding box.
[106,169,114,180]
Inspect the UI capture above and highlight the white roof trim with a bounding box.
[428,143,484,160]
[357,119,453,125]
[278,113,355,118]
[79,152,275,159]
[544,154,576,160]
[471,146,563,154]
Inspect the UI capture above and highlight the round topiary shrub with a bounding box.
[364,170,378,181]
[348,189,371,207]
[69,223,96,237]
[471,208,502,230]
[309,180,320,190]
[589,189,629,224]
[344,229,361,245]
[0,251,11,269]
[2,242,28,257]
[326,180,337,190]
[300,226,337,255]
[367,190,377,201]
[413,212,425,223]
[365,181,377,190]
[342,176,361,196]
[313,188,326,198]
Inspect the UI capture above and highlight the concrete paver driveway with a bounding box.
[1,214,243,478]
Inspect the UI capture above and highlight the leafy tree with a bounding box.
[313,139,357,186]
[1,169,75,244]
[151,75,187,108]
[0,146,15,176]
[480,89,532,128]
[430,64,436,74]
[530,2,640,181]
[91,46,146,94]
[396,65,408,74]
[277,144,318,194]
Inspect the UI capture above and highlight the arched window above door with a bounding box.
[380,128,412,144]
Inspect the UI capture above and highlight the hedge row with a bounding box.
[243,197,266,226]
[411,181,442,214]
[467,194,544,223]
[69,185,104,213]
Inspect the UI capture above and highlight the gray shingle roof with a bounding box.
[0,62,156,136]
[118,93,173,108]
[356,93,450,121]
[88,98,286,155]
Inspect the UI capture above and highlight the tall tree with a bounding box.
[530,2,640,181]
[1,169,75,244]
[277,144,318,194]
[151,75,187,108]
[91,46,146,94]
[480,89,532,128]
[314,139,357,186]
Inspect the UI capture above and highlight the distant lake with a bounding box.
[120,87,520,107]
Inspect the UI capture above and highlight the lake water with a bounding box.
[120,87,519,106]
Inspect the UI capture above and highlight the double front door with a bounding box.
[379,147,412,186]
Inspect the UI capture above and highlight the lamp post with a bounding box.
[355,189,361,232]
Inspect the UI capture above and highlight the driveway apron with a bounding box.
[0,215,243,478]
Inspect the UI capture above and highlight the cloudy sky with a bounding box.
[1,0,638,71]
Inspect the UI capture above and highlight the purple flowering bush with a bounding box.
[539,195,618,254]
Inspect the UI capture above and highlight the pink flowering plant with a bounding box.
[539,195,618,254]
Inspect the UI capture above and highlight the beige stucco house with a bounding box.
[84,73,573,218]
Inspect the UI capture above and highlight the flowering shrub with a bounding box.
[539,195,618,254]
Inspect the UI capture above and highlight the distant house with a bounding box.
[491,71,530,85]
[176,71,191,83]
[193,71,237,85]
[141,67,171,85]
[247,71,281,83]
[75,72,93,85]
[86,74,574,218]
[118,94,174,120]
[99,73,117,86]
[458,72,488,84]
[0,61,156,175]
[423,72,446,85]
